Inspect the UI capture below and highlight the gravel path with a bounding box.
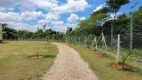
[43,43,98,80]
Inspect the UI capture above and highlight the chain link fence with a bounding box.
[66,33,142,71]
[66,34,142,58]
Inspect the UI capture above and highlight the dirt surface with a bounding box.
[43,43,98,80]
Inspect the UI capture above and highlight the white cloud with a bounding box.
[21,11,44,21]
[0,12,22,22]
[94,3,106,12]
[80,17,86,21]
[0,11,44,23]
[67,14,79,23]
[49,19,78,32]
[51,21,64,26]
[0,0,90,32]
[0,0,36,11]
[45,13,60,21]
[38,13,60,24]
[32,0,90,14]
[38,20,48,24]
[8,22,49,32]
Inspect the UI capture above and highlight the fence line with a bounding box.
[66,34,142,62]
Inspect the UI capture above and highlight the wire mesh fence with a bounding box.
[66,34,142,58]
[66,33,142,71]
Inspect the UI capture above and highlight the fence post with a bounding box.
[66,37,68,43]
[79,37,80,45]
[102,33,107,50]
[117,34,120,63]
[95,37,98,50]
[85,36,87,47]
[130,12,133,53]
[74,36,76,45]
[92,36,98,50]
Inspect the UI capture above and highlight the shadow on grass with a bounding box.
[28,54,56,59]
[0,41,9,44]
[44,55,56,58]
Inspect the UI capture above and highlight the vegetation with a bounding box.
[68,44,142,80]
[66,0,142,37]
[2,25,64,41]
[121,52,133,69]
[0,41,58,80]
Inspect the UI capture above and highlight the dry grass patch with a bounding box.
[0,41,58,80]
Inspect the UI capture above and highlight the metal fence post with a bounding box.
[117,34,120,63]
[66,37,68,43]
[85,36,87,47]
[130,15,133,52]
[79,37,80,45]
[95,37,98,50]
[92,36,98,50]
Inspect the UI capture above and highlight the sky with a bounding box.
[0,0,142,32]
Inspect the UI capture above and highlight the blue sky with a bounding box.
[0,0,141,32]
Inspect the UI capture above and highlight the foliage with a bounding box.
[91,7,110,22]
[2,26,64,40]
[106,0,130,13]
[3,26,17,39]
[66,5,142,37]
[121,52,133,69]
[133,7,142,33]
[103,13,130,35]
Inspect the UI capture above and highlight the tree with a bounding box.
[3,26,17,40]
[91,7,110,22]
[91,7,110,36]
[103,13,130,35]
[106,0,130,19]
[106,0,130,46]
[66,27,73,34]
[133,7,142,33]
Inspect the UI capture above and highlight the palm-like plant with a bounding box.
[121,52,133,69]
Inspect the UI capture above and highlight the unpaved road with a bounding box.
[43,43,98,80]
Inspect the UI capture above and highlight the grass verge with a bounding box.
[0,41,58,80]
[67,43,142,80]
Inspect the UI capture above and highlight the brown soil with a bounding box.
[110,63,134,72]
[95,53,108,57]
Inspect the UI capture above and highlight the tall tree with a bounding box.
[133,6,142,33]
[90,7,110,36]
[106,0,130,46]
[66,27,73,36]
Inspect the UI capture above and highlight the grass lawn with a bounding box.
[68,43,142,80]
[0,41,58,80]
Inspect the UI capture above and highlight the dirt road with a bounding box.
[43,43,98,80]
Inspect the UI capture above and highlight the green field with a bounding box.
[0,41,58,80]
[68,43,142,80]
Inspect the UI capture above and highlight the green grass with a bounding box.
[120,48,142,59]
[0,41,58,80]
[67,43,142,80]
